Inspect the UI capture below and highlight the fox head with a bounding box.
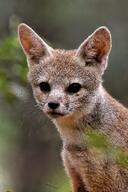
[18,24,112,120]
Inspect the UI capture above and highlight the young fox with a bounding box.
[18,23,128,192]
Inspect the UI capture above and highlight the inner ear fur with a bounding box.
[76,26,112,74]
[18,23,53,60]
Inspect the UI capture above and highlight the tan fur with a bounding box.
[18,23,128,192]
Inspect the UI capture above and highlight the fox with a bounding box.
[18,23,128,192]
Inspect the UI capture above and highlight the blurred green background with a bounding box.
[0,0,128,192]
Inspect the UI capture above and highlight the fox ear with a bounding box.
[77,27,112,74]
[18,23,53,61]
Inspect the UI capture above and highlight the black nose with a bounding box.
[48,102,60,110]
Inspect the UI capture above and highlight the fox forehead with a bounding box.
[28,49,77,82]
[29,49,94,82]
[42,49,80,74]
[28,49,100,91]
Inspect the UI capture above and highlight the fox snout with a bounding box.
[46,103,65,118]
[43,99,66,118]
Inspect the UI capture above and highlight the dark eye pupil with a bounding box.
[67,83,81,94]
[39,82,50,92]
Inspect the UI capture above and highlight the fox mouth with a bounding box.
[47,111,65,118]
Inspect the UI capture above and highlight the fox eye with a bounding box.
[67,83,81,94]
[39,82,51,92]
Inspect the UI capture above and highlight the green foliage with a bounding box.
[0,112,20,144]
[0,18,26,191]
[43,169,69,192]
[86,130,128,168]
[86,130,109,150]
[0,19,28,103]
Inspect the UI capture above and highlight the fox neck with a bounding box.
[53,85,116,147]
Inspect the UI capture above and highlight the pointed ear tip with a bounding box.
[18,23,27,29]
[95,26,112,43]
[18,23,31,34]
[96,26,111,35]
